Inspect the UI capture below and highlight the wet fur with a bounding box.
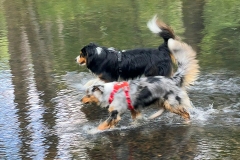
[76,16,177,82]
[81,38,200,130]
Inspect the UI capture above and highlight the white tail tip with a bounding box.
[147,15,162,34]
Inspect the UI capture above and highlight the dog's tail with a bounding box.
[147,15,178,64]
[147,15,178,43]
[168,39,200,88]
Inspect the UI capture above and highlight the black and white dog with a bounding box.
[76,16,177,83]
[81,38,200,130]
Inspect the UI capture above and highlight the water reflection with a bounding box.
[0,0,240,159]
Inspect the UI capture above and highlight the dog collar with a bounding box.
[108,82,134,110]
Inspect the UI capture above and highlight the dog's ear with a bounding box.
[92,85,104,93]
[84,45,96,57]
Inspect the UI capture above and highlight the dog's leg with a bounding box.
[148,101,165,119]
[130,110,142,120]
[98,106,121,130]
[163,101,190,121]
[148,108,165,119]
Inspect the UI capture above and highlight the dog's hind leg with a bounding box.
[148,101,165,119]
[148,108,165,119]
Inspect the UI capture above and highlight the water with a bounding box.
[0,0,240,159]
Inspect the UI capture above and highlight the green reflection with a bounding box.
[0,2,9,70]
[200,0,240,71]
[32,0,184,74]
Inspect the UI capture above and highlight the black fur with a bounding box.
[176,96,181,104]
[146,77,162,83]
[80,42,173,82]
[107,110,119,123]
[133,86,159,108]
[163,90,174,100]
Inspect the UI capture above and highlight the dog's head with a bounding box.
[81,85,104,106]
[76,43,104,66]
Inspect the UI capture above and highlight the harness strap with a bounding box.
[117,51,122,73]
[123,86,134,110]
[108,82,134,110]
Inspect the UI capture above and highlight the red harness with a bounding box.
[108,81,134,110]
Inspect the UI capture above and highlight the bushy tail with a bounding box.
[147,15,179,64]
[168,39,200,88]
[147,15,178,43]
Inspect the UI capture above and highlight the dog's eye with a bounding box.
[80,51,84,57]
[92,87,98,92]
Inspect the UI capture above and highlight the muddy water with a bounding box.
[0,0,240,159]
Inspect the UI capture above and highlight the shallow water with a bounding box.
[1,0,240,159]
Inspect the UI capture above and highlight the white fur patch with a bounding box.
[108,47,115,51]
[83,78,105,88]
[147,15,162,34]
[96,47,103,55]
[76,55,80,62]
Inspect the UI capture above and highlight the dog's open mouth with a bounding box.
[82,101,90,105]
[78,62,86,66]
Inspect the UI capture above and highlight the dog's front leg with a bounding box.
[98,110,121,130]
[130,110,142,120]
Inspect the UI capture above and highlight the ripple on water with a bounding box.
[192,71,240,94]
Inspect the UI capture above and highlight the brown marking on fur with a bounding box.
[77,51,86,64]
[81,95,99,104]
[98,106,122,130]
[130,110,142,119]
[154,18,178,69]
[78,56,86,64]
[156,19,181,41]
[163,101,190,120]
[169,52,177,66]
[108,106,115,112]
[98,114,121,130]
[97,121,110,130]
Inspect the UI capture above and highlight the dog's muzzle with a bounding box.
[75,56,86,66]
[75,56,80,63]
[80,95,89,104]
